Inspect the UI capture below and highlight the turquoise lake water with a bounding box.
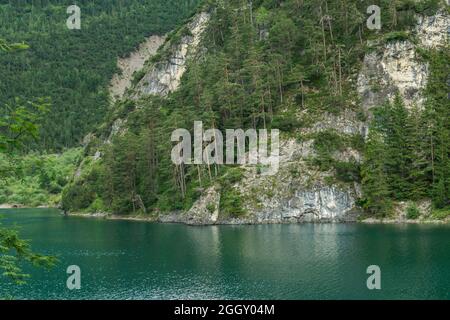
[0,208,449,300]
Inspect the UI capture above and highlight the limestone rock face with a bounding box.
[172,139,358,225]
[234,139,360,224]
[238,186,358,224]
[107,118,127,143]
[306,109,368,137]
[358,41,428,109]
[135,12,210,97]
[184,187,221,225]
[416,11,449,49]
[157,187,221,225]
[358,12,449,110]
[109,35,166,103]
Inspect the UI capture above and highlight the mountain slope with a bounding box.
[0,0,201,150]
[62,0,450,223]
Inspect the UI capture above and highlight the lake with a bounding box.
[0,208,449,300]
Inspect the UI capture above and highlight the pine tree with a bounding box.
[423,48,450,209]
[375,95,413,200]
[361,130,392,216]
[407,104,429,200]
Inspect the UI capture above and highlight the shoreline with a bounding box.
[2,206,448,225]
[67,211,450,225]
[0,204,24,209]
[0,204,56,209]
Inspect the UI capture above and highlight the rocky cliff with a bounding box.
[134,12,210,97]
[66,4,449,225]
[109,35,166,103]
[168,10,448,225]
[359,10,448,111]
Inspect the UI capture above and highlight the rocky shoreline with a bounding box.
[67,211,449,225]
[0,204,56,209]
[2,204,448,225]
[0,204,24,209]
[361,217,450,224]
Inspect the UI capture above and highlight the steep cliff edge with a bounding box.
[134,12,210,97]
[109,35,166,103]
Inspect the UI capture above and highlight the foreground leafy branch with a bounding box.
[0,226,57,284]
[0,39,57,286]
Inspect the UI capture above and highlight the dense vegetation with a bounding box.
[362,47,450,217]
[0,0,201,151]
[0,40,56,288]
[61,0,449,219]
[0,148,82,207]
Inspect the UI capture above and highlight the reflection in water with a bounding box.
[0,209,449,300]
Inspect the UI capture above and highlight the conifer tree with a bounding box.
[361,130,392,216]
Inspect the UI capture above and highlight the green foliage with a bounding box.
[406,204,421,219]
[220,188,246,218]
[383,31,411,42]
[206,203,216,213]
[131,69,147,86]
[88,197,106,213]
[218,167,246,218]
[0,0,201,151]
[0,149,82,207]
[311,130,345,171]
[0,225,57,285]
[422,48,450,209]
[0,38,29,52]
[334,161,361,183]
[219,167,244,186]
[61,180,96,212]
[310,130,362,183]
[60,0,446,220]
[361,130,393,216]
[314,130,346,154]
[0,38,57,287]
[413,0,443,15]
[362,45,450,215]
[431,207,450,220]
[0,97,50,153]
[271,114,303,132]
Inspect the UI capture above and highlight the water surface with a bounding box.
[0,208,449,299]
